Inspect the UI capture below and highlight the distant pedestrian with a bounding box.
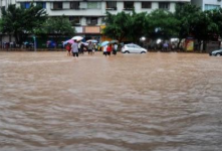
[65,43,72,56]
[71,40,79,57]
[103,45,108,56]
[87,41,94,55]
[163,41,168,51]
[106,44,112,56]
[78,42,85,54]
[113,43,118,55]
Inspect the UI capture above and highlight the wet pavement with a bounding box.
[0,51,222,151]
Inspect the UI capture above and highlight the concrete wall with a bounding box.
[0,0,191,17]
[191,0,222,11]
[45,1,182,16]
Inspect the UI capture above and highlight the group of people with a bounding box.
[65,40,96,57]
[65,39,118,58]
[103,43,118,56]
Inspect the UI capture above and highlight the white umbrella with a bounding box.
[87,39,98,43]
[81,42,88,46]
[100,41,109,47]
[72,36,83,41]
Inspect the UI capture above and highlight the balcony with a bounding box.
[123,7,134,11]
[106,7,117,11]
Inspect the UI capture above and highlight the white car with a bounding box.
[121,43,147,54]
[209,49,222,56]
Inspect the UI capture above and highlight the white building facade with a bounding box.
[0,0,191,42]
[191,0,222,11]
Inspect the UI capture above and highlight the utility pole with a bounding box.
[33,35,37,52]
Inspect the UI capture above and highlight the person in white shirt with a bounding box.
[113,43,118,55]
[71,40,79,57]
[103,45,108,56]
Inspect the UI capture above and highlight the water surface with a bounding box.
[0,51,222,151]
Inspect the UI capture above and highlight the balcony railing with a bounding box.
[106,7,117,11]
[123,7,134,10]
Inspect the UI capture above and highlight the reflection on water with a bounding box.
[0,51,222,151]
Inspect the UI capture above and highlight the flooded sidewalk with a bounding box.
[0,51,222,151]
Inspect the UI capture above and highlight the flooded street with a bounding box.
[0,51,222,151]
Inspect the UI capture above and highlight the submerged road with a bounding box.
[0,51,222,151]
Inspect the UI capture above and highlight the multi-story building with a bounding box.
[191,0,222,11]
[0,0,190,42]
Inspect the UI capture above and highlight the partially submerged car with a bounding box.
[209,49,222,56]
[121,43,147,54]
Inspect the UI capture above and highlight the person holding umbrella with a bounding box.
[65,43,72,56]
[63,39,75,56]
[106,43,113,56]
[100,41,109,56]
[103,44,108,56]
[87,41,94,55]
[71,39,79,57]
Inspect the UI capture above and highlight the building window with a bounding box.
[69,16,80,26]
[176,2,185,8]
[87,2,101,9]
[204,4,220,11]
[53,2,63,10]
[106,2,117,10]
[87,17,98,25]
[36,2,46,9]
[101,17,106,24]
[124,2,134,10]
[142,2,151,9]
[21,2,30,9]
[70,2,80,9]
[159,2,169,10]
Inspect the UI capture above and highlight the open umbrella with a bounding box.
[87,39,98,43]
[72,36,83,41]
[100,41,109,47]
[63,39,74,46]
[80,42,88,46]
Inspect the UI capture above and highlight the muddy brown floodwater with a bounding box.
[0,51,222,151]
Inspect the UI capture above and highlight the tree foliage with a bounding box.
[34,16,75,36]
[127,11,149,42]
[0,4,47,44]
[103,4,222,51]
[174,3,201,40]
[175,4,222,49]
[103,11,132,42]
[103,11,149,42]
[148,9,179,40]
[202,9,222,40]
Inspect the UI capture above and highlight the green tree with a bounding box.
[103,11,132,42]
[210,8,222,39]
[103,11,149,43]
[127,11,149,42]
[174,4,201,48]
[147,9,179,40]
[193,11,214,51]
[193,9,222,51]
[0,4,47,45]
[34,16,75,36]
[34,16,75,48]
[202,9,222,40]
